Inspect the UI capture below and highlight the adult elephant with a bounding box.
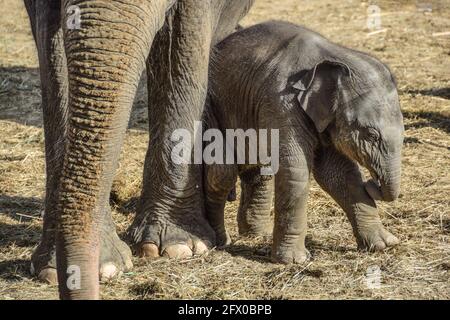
[24,0,254,299]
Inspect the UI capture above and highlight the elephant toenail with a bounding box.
[38,268,58,285]
[193,241,210,255]
[373,241,386,251]
[387,236,400,246]
[100,263,121,281]
[139,243,160,259]
[124,257,134,270]
[162,244,192,259]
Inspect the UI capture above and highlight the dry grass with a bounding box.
[0,0,449,300]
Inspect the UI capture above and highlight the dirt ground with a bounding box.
[0,0,449,300]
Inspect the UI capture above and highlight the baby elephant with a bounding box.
[203,21,404,264]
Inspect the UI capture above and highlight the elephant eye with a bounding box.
[366,128,380,140]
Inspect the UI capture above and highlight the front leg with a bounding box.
[313,146,400,251]
[272,162,311,264]
[26,0,132,285]
[25,0,67,285]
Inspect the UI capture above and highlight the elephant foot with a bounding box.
[131,218,216,259]
[37,267,58,284]
[356,224,400,252]
[238,220,272,237]
[216,230,232,248]
[271,245,311,264]
[30,241,57,284]
[98,225,133,282]
[31,224,132,284]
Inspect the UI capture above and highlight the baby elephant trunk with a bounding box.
[365,158,401,202]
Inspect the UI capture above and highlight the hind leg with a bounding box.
[204,164,238,247]
[237,168,274,236]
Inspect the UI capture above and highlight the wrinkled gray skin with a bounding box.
[25,0,254,299]
[204,21,404,264]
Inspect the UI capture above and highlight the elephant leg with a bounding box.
[237,168,274,236]
[26,1,133,285]
[204,164,238,247]
[129,1,217,259]
[313,146,400,251]
[54,0,173,299]
[25,0,66,285]
[272,162,311,264]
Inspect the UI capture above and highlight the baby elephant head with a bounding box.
[295,58,404,202]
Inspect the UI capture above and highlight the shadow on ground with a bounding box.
[0,195,42,249]
[404,88,450,100]
[404,110,450,134]
[0,220,40,248]
[223,243,273,263]
[222,235,357,263]
[0,259,31,282]
[0,195,42,218]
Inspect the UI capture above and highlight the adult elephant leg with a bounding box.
[56,0,170,300]
[237,168,274,236]
[313,146,400,251]
[25,0,68,285]
[26,0,134,286]
[130,1,217,259]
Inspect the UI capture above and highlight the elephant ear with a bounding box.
[293,60,351,133]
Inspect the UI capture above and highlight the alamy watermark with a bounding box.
[416,2,433,13]
[171,121,280,176]
[367,5,382,31]
[66,265,81,290]
[66,5,82,30]
[365,265,382,289]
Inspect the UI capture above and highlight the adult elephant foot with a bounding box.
[130,215,216,260]
[355,223,400,252]
[99,213,133,282]
[30,241,57,285]
[31,210,132,284]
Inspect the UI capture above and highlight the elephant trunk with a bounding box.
[56,0,169,300]
[365,156,401,203]
[379,158,402,202]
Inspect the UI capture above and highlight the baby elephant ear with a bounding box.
[292,66,319,91]
[293,60,351,133]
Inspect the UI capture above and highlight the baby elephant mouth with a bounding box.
[365,178,383,201]
[364,167,401,202]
